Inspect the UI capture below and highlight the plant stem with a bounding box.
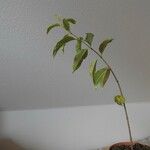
[68,31,134,149]
[123,104,133,148]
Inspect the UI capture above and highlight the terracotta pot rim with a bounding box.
[109,141,137,150]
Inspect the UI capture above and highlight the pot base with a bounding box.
[110,142,150,150]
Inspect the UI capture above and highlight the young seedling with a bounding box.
[47,17,133,150]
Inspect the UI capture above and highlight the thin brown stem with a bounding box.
[123,104,133,146]
[68,30,134,149]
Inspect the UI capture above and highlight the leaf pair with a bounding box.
[47,18,76,34]
[89,60,110,87]
[63,18,76,31]
[52,34,88,72]
[84,34,113,55]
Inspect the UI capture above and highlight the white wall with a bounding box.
[1,0,150,110]
[1,103,150,150]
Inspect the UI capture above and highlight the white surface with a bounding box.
[0,0,150,110]
[1,102,150,150]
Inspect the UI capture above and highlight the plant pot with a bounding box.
[109,142,134,150]
[109,141,150,150]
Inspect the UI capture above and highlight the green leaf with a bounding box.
[53,35,75,57]
[66,18,76,24]
[99,38,113,54]
[73,49,88,72]
[89,60,97,84]
[85,33,94,46]
[114,95,125,105]
[61,44,65,53]
[76,37,83,53]
[94,68,110,87]
[47,23,60,34]
[63,19,70,31]
[89,60,97,76]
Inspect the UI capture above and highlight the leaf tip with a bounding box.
[46,27,49,34]
[72,68,76,73]
[110,38,114,42]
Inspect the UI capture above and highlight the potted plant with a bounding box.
[47,16,150,150]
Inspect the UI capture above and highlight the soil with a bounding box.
[111,143,150,150]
